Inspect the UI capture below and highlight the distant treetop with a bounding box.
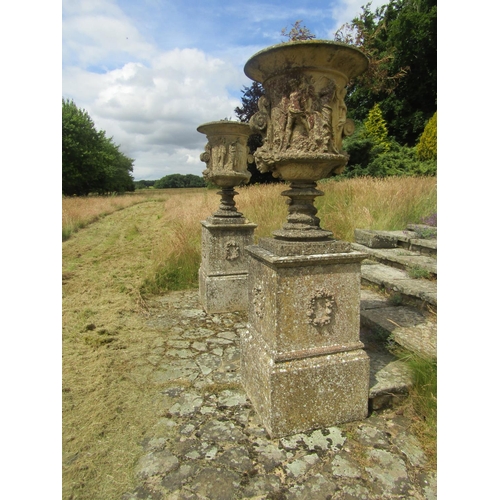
[280,20,316,42]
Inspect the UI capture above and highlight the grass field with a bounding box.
[62,177,437,499]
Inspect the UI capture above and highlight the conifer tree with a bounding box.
[416,111,437,161]
[363,103,390,153]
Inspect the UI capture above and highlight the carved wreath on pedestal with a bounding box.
[225,241,240,261]
[306,288,335,327]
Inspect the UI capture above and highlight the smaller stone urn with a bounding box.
[197,120,257,314]
[197,121,253,219]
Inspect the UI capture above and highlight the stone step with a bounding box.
[359,261,437,309]
[351,243,437,277]
[354,227,437,257]
[360,288,437,362]
[366,347,413,411]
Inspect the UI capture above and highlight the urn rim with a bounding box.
[197,121,252,136]
[244,40,369,84]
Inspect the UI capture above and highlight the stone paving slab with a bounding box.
[351,243,437,275]
[121,290,436,499]
[360,262,437,306]
[354,228,437,256]
[360,301,437,361]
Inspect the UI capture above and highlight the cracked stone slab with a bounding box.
[362,305,437,360]
[331,453,363,478]
[365,448,410,496]
[280,427,345,452]
[135,450,179,478]
[287,473,339,498]
[190,467,241,500]
[285,453,320,477]
[360,263,437,305]
[393,432,427,467]
[169,392,204,416]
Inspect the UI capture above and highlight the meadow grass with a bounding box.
[63,177,437,293]
[62,189,204,241]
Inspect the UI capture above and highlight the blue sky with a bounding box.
[62,0,389,181]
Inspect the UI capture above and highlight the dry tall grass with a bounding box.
[317,176,437,241]
[62,190,204,241]
[141,190,215,293]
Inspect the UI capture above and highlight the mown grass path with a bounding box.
[63,200,186,499]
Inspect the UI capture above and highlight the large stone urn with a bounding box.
[240,41,371,437]
[197,121,257,313]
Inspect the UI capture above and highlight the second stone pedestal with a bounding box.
[199,217,256,314]
[241,238,370,438]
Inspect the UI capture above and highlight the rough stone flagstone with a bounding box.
[120,290,436,500]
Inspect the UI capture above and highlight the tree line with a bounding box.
[62,99,135,195]
[135,174,206,189]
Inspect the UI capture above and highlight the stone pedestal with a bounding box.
[241,238,369,438]
[199,217,257,314]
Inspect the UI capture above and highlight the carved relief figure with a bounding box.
[226,141,237,170]
[283,88,312,151]
[225,241,240,261]
[314,81,336,153]
[306,289,336,328]
[334,85,348,153]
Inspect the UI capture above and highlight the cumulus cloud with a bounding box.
[63,48,242,179]
[63,0,156,69]
[62,1,244,180]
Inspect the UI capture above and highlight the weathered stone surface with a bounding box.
[259,236,351,256]
[242,243,370,437]
[197,120,253,190]
[121,290,436,500]
[135,450,179,478]
[368,353,413,410]
[287,474,339,499]
[365,448,411,495]
[393,431,427,467]
[361,305,437,360]
[190,467,241,500]
[199,220,256,314]
[331,453,363,478]
[214,446,254,472]
[354,229,400,248]
[199,269,249,315]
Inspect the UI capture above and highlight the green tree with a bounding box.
[363,103,391,152]
[335,0,437,145]
[234,82,275,184]
[62,99,135,195]
[153,173,205,189]
[416,111,437,161]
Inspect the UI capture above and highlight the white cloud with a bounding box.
[62,0,156,68]
[63,47,242,180]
